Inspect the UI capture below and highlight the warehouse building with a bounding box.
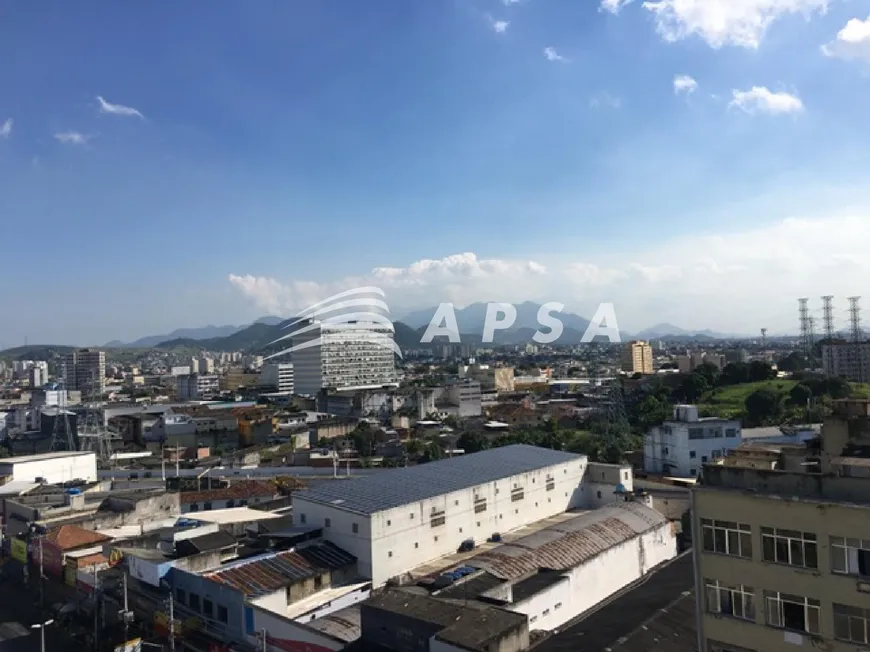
[0,450,97,485]
[292,444,632,587]
[432,500,678,631]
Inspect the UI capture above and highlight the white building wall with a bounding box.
[644,420,741,478]
[0,452,98,483]
[509,521,678,631]
[294,458,587,587]
[249,605,345,652]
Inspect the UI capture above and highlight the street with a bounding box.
[0,581,86,652]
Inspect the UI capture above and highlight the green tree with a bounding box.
[788,383,812,406]
[681,373,709,402]
[748,361,777,382]
[457,431,489,454]
[720,362,750,386]
[745,387,783,425]
[694,362,721,387]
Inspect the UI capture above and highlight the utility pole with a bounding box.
[262,628,268,652]
[122,571,131,642]
[169,589,176,652]
[93,564,100,651]
[38,536,44,611]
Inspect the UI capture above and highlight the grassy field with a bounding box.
[699,380,870,419]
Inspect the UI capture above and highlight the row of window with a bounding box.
[188,499,249,512]
[705,579,870,644]
[703,520,870,578]
[176,588,229,624]
[701,520,820,570]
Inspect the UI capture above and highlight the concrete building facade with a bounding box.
[62,349,106,397]
[644,405,741,478]
[621,341,653,375]
[260,363,294,393]
[291,320,398,396]
[691,399,870,652]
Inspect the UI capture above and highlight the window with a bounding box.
[834,603,870,644]
[217,605,228,624]
[431,509,446,528]
[701,456,708,463]
[597,491,602,499]
[176,588,187,605]
[511,487,524,502]
[725,428,738,438]
[701,519,752,558]
[189,504,199,512]
[454,500,459,506]
[203,599,213,618]
[299,513,306,524]
[690,468,697,476]
[415,542,419,549]
[203,502,212,511]
[386,520,391,526]
[555,602,562,610]
[352,523,359,533]
[226,500,234,508]
[831,536,870,576]
[689,428,704,440]
[764,591,820,634]
[545,476,555,491]
[542,608,550,616]
[690,451,696,459]
[410,513,414,519]
[388,551,393,558]
[474,497,487,514]
[705,579,755,621]
[325,518,331,528]
[761,528,817,569]
[530,616,537,624]
[189,593,201,612]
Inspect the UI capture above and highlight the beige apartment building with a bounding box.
[692,399,870,652]
[621,340,653,375]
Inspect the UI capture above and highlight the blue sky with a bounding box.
[2,0,870,346]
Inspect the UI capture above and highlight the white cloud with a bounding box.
[822,15,870,62]
[97,95,144,119]
[590,92,621,109]
[228,214,870,334]
[641,0,830,49]
[543,47,566,62]
[491,18,509,33]
[54,131,91,145]
[502,0,522,4]
[0,119,11,139]
[673,74,698,94]
[601,0,634,14]
[729,86,803,114]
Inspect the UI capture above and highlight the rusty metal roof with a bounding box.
[204,541,355,597]
[466,501,668,580]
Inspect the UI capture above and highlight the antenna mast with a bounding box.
[848,297,863,383]
[821,296,835,341]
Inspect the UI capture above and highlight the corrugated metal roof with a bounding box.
[294,445,584,515]
[205,542,355,597]
[466,502,668,580]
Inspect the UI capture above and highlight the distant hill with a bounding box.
[0,344,77,360]
[633,323,745,340]
[107,316,286,348]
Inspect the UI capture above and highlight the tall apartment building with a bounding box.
[821,342,870,383]
[259,363,294,393]
[291,320,398,396]
[621,340,653,375]
[692,399,870,652]
[176,374,220,400]
[62,349,106,398]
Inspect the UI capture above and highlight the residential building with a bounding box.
[291,320,398,396]
[28,362,48,388]
[221,367,261,391]
[691,398,870,652]
[677,351,727,374]
[644,405,741,478]
[177,373,220,400]
[199,357,215,374]
[170,366,192,376]
[62,348,106,397]
[260,363,294,393]
[621,341,653,375]
[821,341,870,383]
[292,444,633,587]
[459,364,516,392]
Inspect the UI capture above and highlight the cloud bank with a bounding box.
[229,214,870,334]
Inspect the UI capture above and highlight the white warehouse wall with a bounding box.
[293,456,587,587]
[0,452,98,484]
[509,521,678,631]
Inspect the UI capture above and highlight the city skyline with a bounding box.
[2,1,870,344]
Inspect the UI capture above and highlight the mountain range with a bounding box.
[103,316,284,348]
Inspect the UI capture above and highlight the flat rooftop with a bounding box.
[294,444,585,515]
[0,451,95,463]
[534,551,694,652]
